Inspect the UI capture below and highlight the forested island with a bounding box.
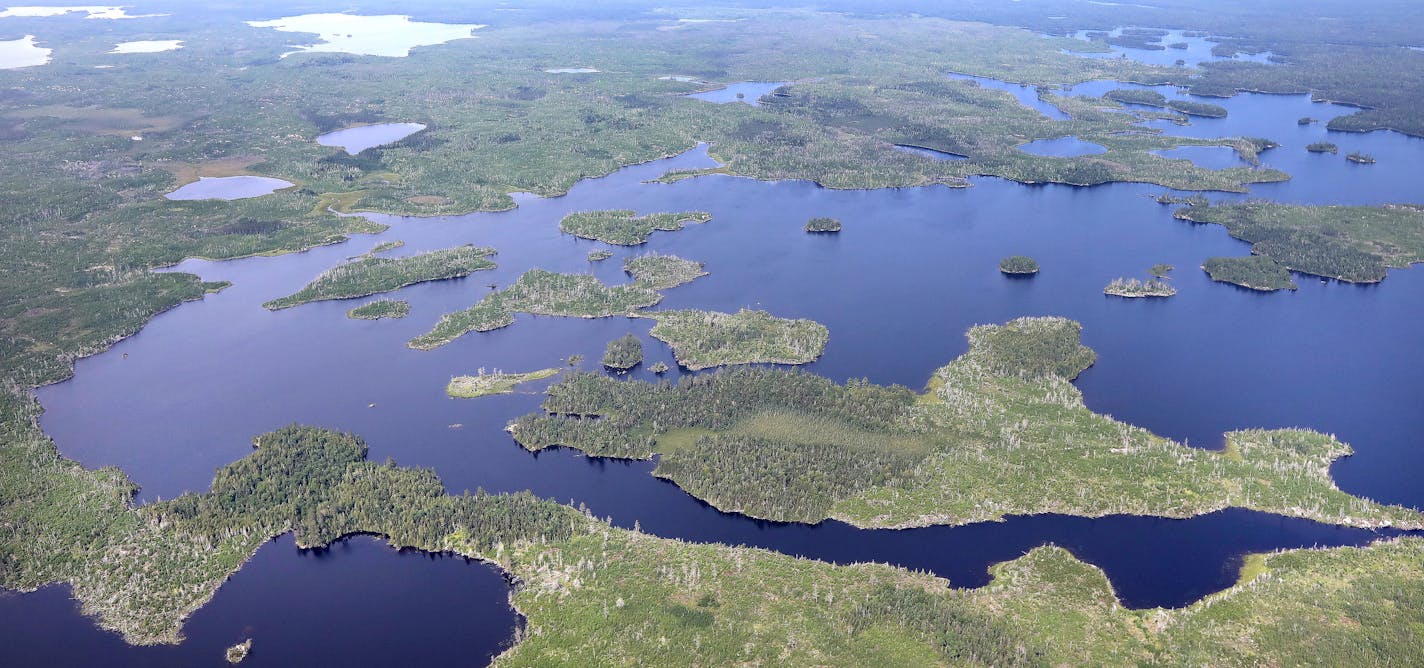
[347,299,410,320]
[263,246,497,309]
[560,210,711,245]
[1202,256,1299,291]
[510,317,1423,528]
[602,335,644,371]
[1104,277,1176,298]
[804,217,843,233]
[999,256,1040,275]
[1175,202,1424,283]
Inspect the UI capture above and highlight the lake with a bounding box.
[687,81,791,106]
[317,123,427,155]
[9,70,1424,663]
[165,176,295,201]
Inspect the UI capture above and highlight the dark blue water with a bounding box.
[0,535,518,667]
[687,81,790,106]
[948,72,1070,120]
[10,77,1424,662]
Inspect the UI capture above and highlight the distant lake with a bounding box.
[246,13,485,58]
[686,81,790,106]
[0,35,50,69]
[317,123,426,155]
[165,176,294,201]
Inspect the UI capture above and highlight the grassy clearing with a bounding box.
[447,369,561,398]
[512,317,1423,528]
[646,308,830,370]
[347,299,410,320]
[1176,202,1424,283]
[263,246,496,310]
[560,210,711,245]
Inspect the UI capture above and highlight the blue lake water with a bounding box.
[165,176,294,201]
[948,72,1070,120]
[1065,28,1278,68]
[1019,136,1107,156]
[0,535,518,666]
[8,70,1424,663]
[686,81,790,106]
[1154,145,1246,169]
[316,122,426,154]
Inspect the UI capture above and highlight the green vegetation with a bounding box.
[623,254,708,290]
[1104,88,1168,107]
[369,240,405,254]
[409,269,667,349]
[645,309,830,370]
[1149,263,1174,277]
[602,334,645,371]
[1167,100,1229,118]
[1,6,1422,662]
[1100,90,1226,119]
[407,293,515,351]
[1104,277,1177,298]
[999,255,1040,275]
[560,210,711,245]
[511,317,1422,528]
[13,409,1422,664]
[1175,202,1424,282]
[649,361,670,374]
[263,246,497,310]
[347,299,410,320]
[1203,256,1299,291]
[1347,151,1377,164]
[447,369,562,398]
[1307,141,1339,154]
[804,217,842,233]
[586,249,614,262]
[225,639,252,664]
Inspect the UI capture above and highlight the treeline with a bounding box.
[1174,202,1424,283]
[962,317,1096,380]
[851,584,1045,667]
[511,369,918,458]
[657,435,919,522]
[146,425,581,552]
[1202,256,1297,291]
[263,245,497,310]
[560,210,711,245]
